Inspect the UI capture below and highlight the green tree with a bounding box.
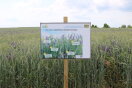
[91,24,98,28]
[127,25,132,28]
[91,24,95,28]
[103,23,110,28]
[121,25,126,28]
[94,25,98,28]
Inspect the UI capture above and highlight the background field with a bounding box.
[0,27,132,88]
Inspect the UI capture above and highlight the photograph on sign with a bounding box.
[40,23,91,59]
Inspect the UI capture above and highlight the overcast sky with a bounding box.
[0,0,132,27]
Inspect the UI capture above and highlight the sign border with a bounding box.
[40,22,91,59]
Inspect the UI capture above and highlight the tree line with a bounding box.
[91,23,132,28]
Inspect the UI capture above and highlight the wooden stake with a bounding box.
[64,16,68,88]
[64,17,68,23]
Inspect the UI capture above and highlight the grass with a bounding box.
[0,27,132,88]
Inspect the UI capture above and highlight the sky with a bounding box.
[0,0,132,27]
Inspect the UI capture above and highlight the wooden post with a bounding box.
[64,16,68,88]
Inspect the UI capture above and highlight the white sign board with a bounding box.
[40,23,91,59]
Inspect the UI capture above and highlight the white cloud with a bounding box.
[0,0,131,27]
[92,0,125,7]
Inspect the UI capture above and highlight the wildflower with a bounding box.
[66,51,69,53]
[44,53,46,55]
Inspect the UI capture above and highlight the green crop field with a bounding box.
[0,27,132,88]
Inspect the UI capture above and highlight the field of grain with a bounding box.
[0,27,132,88]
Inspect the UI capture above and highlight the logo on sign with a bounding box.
[84,24,89,28]
[42,24,48,28]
